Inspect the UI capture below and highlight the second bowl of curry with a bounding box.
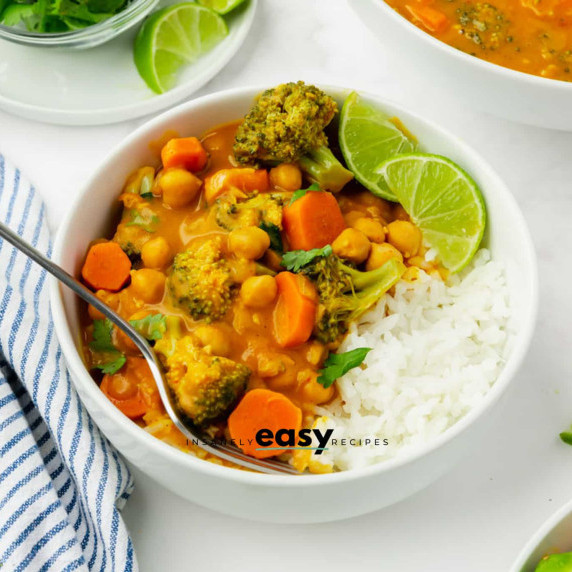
[350,0,572,130]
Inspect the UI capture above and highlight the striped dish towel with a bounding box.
[0,155,137,572]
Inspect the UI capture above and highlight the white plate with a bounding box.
[0,0,256,125]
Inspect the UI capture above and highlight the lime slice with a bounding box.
[197,0,246,14]
[339,91,417,201]
[377,153,486,272]
[134,3,228,94]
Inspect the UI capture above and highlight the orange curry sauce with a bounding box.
[80,121,431,468]
[386,0,572,80]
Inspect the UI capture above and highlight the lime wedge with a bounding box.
[377,153,486,272]
[338,91,417,201]
[197,0,246,14]
[134,3,228,94]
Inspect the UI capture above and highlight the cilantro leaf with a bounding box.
[317,347,372,388]
[2,3,37,26]
[289,183,320,206]
[95,354,126,375]
[281,245,332,272]
[129,313,167,341]
[125,209,159,232]
[89,319,126,375]
[140,192,154,200]
[259,222,283,254]
[89,319,116,353]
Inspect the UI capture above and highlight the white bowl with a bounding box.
[50,85,538,523]
[349,0,572,131]
[511,499,572,571]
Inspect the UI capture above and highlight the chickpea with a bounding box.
[257,353,294,378]
[366,242,403,271]
[299,371,334,404]
[402,266,420,282]
[332,228,371,264]
[160,168,202,208]
[343,210,365,227]
[89,290,119,319]
[193,325,231,357]
[269,163,303,191]
[407,255,428,270]
[229,258,256,283]
[141,236,172,269]
[240,275,277,308]
[386,220,422,258]
[130,269,166,303]
[266,368,297,389]
[352,217,386,243]
[106,371,138,400]
[306,341,327,366]
[228,227,270,260]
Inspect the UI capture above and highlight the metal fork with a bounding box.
[0,221,300,475]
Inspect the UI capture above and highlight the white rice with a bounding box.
[313,249,511,471]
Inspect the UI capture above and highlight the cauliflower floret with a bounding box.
[166,336,250,426]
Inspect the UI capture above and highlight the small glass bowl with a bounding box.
[0,0,158,49]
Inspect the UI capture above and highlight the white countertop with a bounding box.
[2,0,572,570]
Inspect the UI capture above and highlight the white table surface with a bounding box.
[1,0,572,570]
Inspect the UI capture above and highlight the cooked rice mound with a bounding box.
[313,249,511,471]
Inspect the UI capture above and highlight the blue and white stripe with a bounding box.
[0,155,137,571]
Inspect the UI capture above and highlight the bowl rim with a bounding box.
[355,0,572,91]
[510,497,572,571]
[50,84,539,487]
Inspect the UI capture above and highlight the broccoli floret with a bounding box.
[165,336,250,426]
[213,192,287,232]
[167,237,235,323]
[233,82,354,193]
[299,253,405,343]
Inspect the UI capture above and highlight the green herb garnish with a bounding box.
[281,244,332,272]
[129,313,167,341]
[259,222,283,254]
[0,0,127,33]
[125,209,159,233]
[289,182,320,205]
[317,347,372,388]
[89,319,126,375]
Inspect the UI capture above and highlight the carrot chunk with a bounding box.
[282,191,346,250]
[100,357,155,419]
[228,389,302,459]
[273,271,317,348]
[204,168,270,204]
[406,4,449,32]
[161,137,208,172]
[81,242,131,292]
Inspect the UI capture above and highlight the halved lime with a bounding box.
[377,153,486,272]
[338,91,417,201]
[197,0,246,15]
[134,3,228,94]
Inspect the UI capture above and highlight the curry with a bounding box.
[385,0,572,80]
[79,83,448,473]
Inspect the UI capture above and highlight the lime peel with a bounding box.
[338,91,417,202]
[377,153,486,272]
[134,3,228,94]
